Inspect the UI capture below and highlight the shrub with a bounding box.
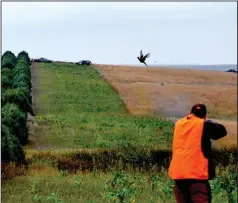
[12,73,31,87]
[2,88,33,115]
[1,51,17,69]
[12,60,32,92]
[0,50,32,165]
[1,57,16,70]
[17,50,31,66]
[1,68,13,89]
[1,75,12,90]
[2,87,6,97]
[1,103,28,145]
[15,57,31,70]
[1,67,12,77]
[12,64,31,77]
[12,80,31,93]
[1,50,16,61]
[1,124,25,163]
[12,76,31,93]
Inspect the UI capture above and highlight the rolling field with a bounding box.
[27,62,173,151]
[3,62,237,203]
[96,64,237,148]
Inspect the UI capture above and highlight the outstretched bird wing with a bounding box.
[143,53,151,60]
[140,50,143,58]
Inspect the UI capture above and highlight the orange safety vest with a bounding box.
[168,114,208,180]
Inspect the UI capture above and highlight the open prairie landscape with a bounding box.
[2,53,237,202]
[3,2,237,202]
[96,64,237,148]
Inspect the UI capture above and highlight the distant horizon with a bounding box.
[117,63,237,66]
[96,63,237,71]
[2,49,237,68]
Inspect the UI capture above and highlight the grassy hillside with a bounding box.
[35,63,127,115]
[27,63,174,150]
[3,62,237,203]
[96,64,237,148]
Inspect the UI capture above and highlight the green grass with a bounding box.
[29,63,174,150]
[3,62,237,203]
[2,169,236,203]
[1,171,173,203]
[33,113,173,149]
[36,63,127,115]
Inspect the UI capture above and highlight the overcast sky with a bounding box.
[2,2,237,65]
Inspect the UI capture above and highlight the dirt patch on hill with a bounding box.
[27,62,54,150]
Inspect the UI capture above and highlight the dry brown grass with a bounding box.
[212,119,237,148]
[96,64,237,148]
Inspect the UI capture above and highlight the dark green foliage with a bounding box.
[12,54,32,104]
[212,155,237,203]
[2,87,6,96]
[1,50,33,164]
[13,72,31,83]
[1,75,12,90]
[12,64,31,78]
[12,73,31,89]
[15,57,31,70]
[2,88,33,114]
[1,67,12,77]
[17,50,31,66]
[1,51,17,69]
[1,57,16,70]
[1,50,16,61]
[12,80,31,92]
[1,103,28,145]
[1,68,13,89]
[104,172,137,203]
[1,124,25,163]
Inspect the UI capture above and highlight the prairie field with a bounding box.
[96,64,237,148]
[27,63,174,151]
[2,62,237,203]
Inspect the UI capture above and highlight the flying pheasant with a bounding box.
[137,50,151,67]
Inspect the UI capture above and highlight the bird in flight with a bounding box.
[137,50,151,67]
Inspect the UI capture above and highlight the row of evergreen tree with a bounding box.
[1,50,34,163]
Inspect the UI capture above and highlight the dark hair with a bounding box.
[191,103,207,118]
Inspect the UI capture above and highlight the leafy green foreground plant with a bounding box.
[30,179,63,203]
[32,193,63,203]
[104,172,137,203]
[149,174,174,203]
[211,155,237,203]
